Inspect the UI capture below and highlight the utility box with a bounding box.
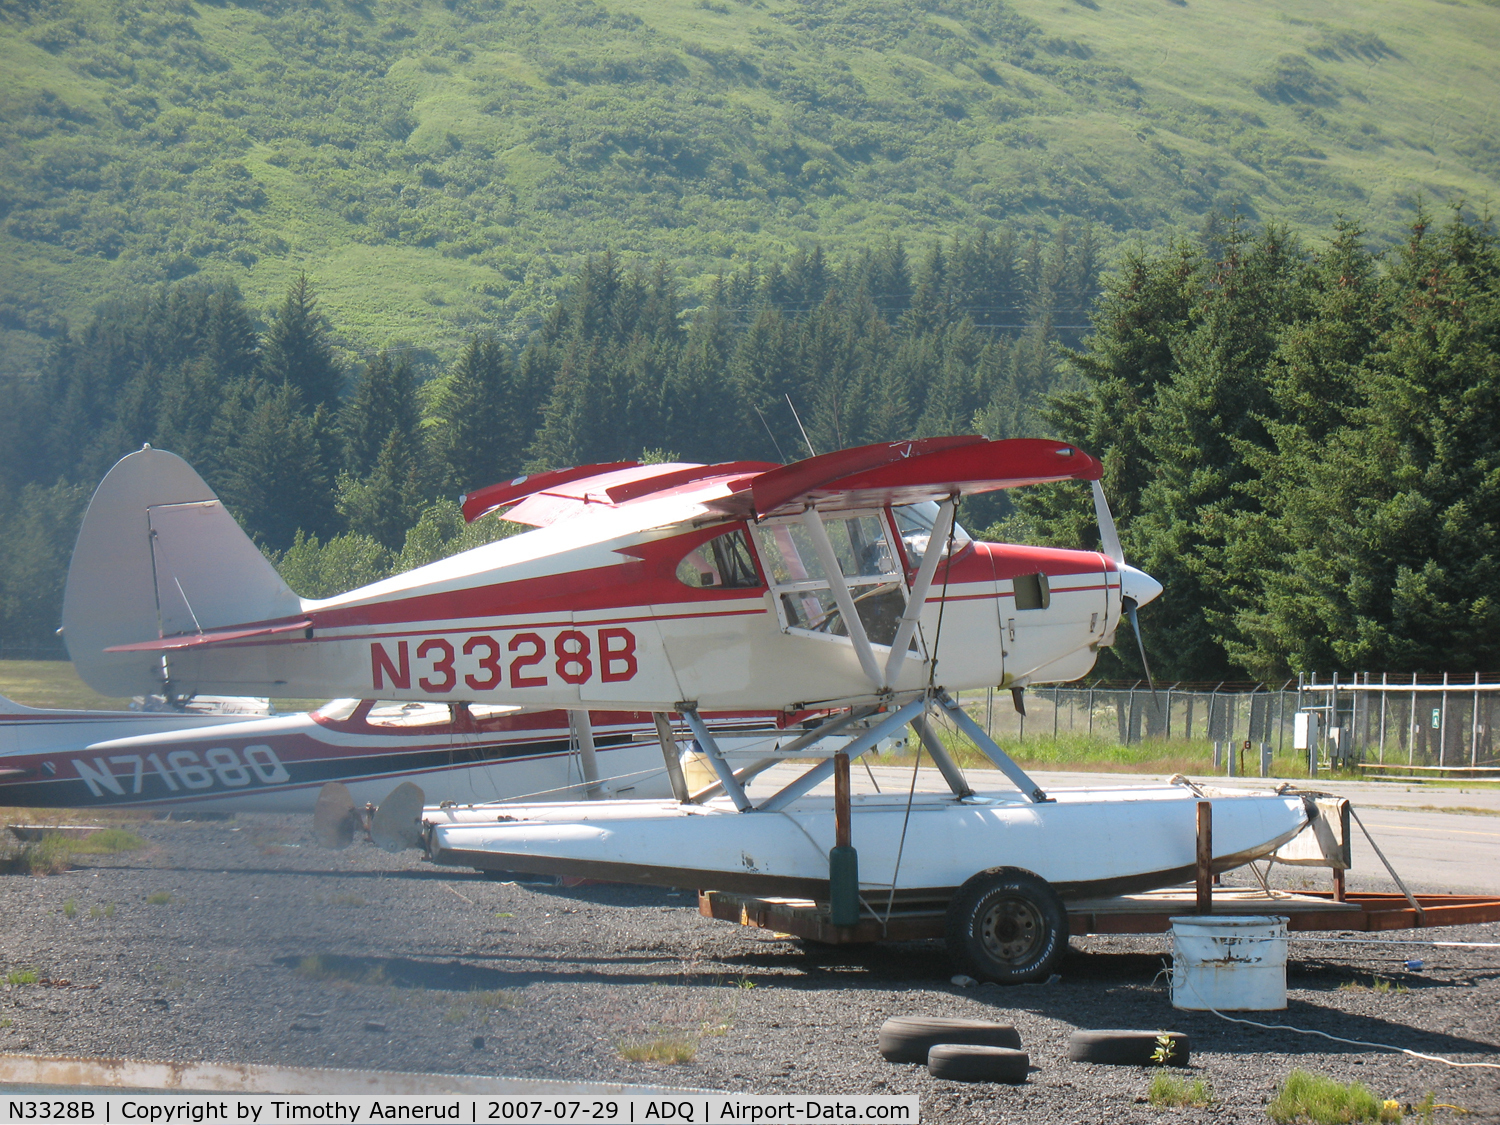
[1293,711,1321,751]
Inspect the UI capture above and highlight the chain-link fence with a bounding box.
[952,673,1500,770]
[962,682,1298,754]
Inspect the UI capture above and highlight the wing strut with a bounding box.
[652,714,691,802]
[567,712,605,799]
[758,696,931,813]
[677,705,753,811]
[799,506,884,689]
[883,497,955,686]
[937,690,1049,803]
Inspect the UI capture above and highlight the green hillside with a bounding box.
[2,0,1498,373]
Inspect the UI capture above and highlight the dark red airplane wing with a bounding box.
[751,437,1103,516]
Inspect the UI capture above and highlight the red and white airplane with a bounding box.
[63,437,1159,712]
[0,694,731,815]
[60,438,1312,982]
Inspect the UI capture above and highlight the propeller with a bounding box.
[1090,480,1164,698]
[312,782,358,849]
[370,781,427,852]
[313,780,427,852]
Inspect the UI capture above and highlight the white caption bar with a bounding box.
[0,1095,919,1125]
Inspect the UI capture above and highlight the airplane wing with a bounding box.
[747,437,1104,516]
[461,438,1103,526]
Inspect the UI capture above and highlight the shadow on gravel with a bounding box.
[274,952,775,990]
[78,865,497,881]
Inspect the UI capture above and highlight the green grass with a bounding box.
[894,721,1313,778]
[1,835,77,876]
[618,1034,698,1064]
[145,892,173,905]
[1148,1073,1213,1109]
[0,659,320,714]
[1338,976,1408,996]
[0,660,132,711]
[68,828,148,855]
[1267,1070,1402,1124]
[3,0,1500,373]
[4,968,39,985]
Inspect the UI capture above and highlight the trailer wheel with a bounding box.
[945,867,1066,984]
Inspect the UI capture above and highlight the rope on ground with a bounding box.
[1179,978,1500,1070]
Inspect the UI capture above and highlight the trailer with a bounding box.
[698,887,1500,944]
[697,792,1500,946]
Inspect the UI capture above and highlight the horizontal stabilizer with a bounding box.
[104,619,313,653]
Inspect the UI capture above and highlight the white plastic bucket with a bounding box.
[1169,915,1288,1011]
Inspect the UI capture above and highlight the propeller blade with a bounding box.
[370,781,427,853]
[312,782,357,850]
[1091,479,1124,565]
[1123,595,1160,701]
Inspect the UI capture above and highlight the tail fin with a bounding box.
[62,447,304,698]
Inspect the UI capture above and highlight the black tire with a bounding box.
[927,1044,1030,1084]
[1067,1030,1190,1067]
[877,1016,1021,1063]
[944,867,1067,984]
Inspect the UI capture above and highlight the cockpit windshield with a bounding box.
[891,502,972,568]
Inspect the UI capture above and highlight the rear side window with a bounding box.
[675,528,762,589]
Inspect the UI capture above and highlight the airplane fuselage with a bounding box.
[152,514,1119,711]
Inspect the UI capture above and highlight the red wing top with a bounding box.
[463,438,1102,528]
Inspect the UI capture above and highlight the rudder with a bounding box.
[62,446,305,698]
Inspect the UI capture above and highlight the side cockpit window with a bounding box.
[675,528,763,589]
[892,502,972,568]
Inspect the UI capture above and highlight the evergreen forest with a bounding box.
[3,209,1499,686]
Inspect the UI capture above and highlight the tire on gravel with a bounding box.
[944,867,1067,984]
[878,1016,1022,1063]
[927,1044,1030,1084]
[1067,1029,1190,1067]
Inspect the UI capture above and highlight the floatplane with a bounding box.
[61,437,1311,979]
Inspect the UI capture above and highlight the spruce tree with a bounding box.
[336,427,428,550]
[217,383,338,550]
[342,350,418,476]
[205,284,259,381]
[261,275,342,410]
[429,335,519,495]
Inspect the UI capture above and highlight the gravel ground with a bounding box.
[0,814,1496,1122]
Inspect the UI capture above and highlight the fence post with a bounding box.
[1378,672,1388,764]
[1440,672,1449,768]
[1473,673,1481,769]
[1409,673,1417,767]
[1260,741,1272,778]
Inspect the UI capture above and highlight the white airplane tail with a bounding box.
[62,447,305,698]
